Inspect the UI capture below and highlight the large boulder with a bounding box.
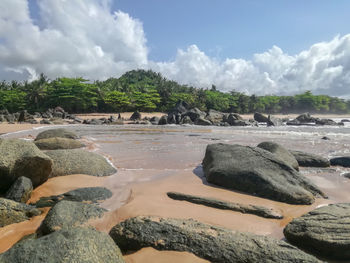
[34,187,112,208]
[45,149,116,177]
[158,115,168,125]
[183,108,206,122]
[330,156,350,167]
[129,111,141,121]
[0,139,52,192]
[202,143,326,204]
[0,198,41,227]
[284,203,350,260]
[34,137,85,150]
[35,128,78,141]
[257,141,299,170]
[296,113,316,123]
[290,150,330,167]
[0,227,125,263]
[38,200,107,235]
[254,112,269,123]
[266,115,282,126]
[5,176,33,203]
[109,216,320,263]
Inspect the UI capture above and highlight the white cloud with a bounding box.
[1,0,350,97]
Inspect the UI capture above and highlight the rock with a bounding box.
[0,139,52,192]
[321,136,330,140]
[0,227,125,263]
[34,137,85,150]
[284,203,350,260]
[166,113,177,124]
[202,143,326,204]
[257,141,299,170]
[130,111,141,121]
[194,117,212,126]
[330,156,350,167]
[167,192,282,219]
[158,115,168,125]
[341,119,350,122]
[267,115,282,126]
[286,119,302,126]
[89,118,104,125]
[290,150,330,167]
[343,173,350,179]
[110,216,320,263]
[0,198,41,227]
[180,115,193,124]
[205,109,225,124]
[315,118,337,125]
[4,114,16,122]
[254,112,269,123]
[35,128,78,141]
[45,149,116,177]
[170,100,189,115]
[17,110,34,122]
[34,187,112,208]
[183,108,206,122]
[150,116,159,125]
[5,176,33,203]
[40,119,53,124]
[296,113,316,123]
[38,200,107,235]
[52,112,63,118]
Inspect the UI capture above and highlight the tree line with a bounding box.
[0,70,349,114]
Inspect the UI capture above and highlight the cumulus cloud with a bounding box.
[1,0,350,97]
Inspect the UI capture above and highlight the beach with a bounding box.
[0,113,350,262]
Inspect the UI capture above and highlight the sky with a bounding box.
[1,0,350,97]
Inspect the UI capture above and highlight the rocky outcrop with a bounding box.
[34,137,85,150]
[34,187,112,208]
[167,192,282,219]
[0,139,52,192]
[290,150,330,167]
[202,143,326,204]
[257,141,299,170]
[35,128,79,141]
[0,227,125,263]
[38,200,107,235]
[0,198,41,227]
[5,176,33,203]
[330,156,350,167]
[45,149,116,177]
[284,203,350,260]
[109,216,320,263]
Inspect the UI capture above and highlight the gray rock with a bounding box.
[330,156,350,167]
[296,113,316,123]
[0,198,41,227]
[110,216,320,263]
[194,117,212,126]
[257,141,299,170]
[315,118,337,125]
[158,115,168,125]
[35,128,78,141]
[0,139,52,192]
[45,149,116,177]
[150,116,159,125]
[34,137,85,150]
[254,112,269,123]
[0,227,125,263]
[267,115,282,126]
[284,203,350,260]
[5,176,33,203]
[290,150,330,167]
[205,109,225,124]
[167,192,283,219]
[130,111,141,121]
[343,173,350,179]
[182,107,206,122]
[34,187,112,208]
[38,200,107,235]
[169,100,189,115]
[180,115,193,124]
[202,143,326,204]
[39,119,53,124]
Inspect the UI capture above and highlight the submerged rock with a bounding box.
[0,198,41,227]
[35,128,78,141]
[202,143,326,204]
[35,137,85,150]
[34,187,112,208]
[110,216,320,263]
[38,200,107,235]
[5,176,33,203]
[290,150,330,167]
[0,139,52,192]
[45,149,116,177]
[0,227,125,263]
[284,203,350,260]
[167,192,283,219]
[330,156,350,167]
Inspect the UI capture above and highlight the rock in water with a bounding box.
[109,216,321,263]
[330,156,350,167]
[0,198,41,227]
[5,176,33,203]
[284,203,350,260]
[202,143,326,204]
[45,149,116,177]
[254,112,269,123]
[0,139,52,192]
[34,137,85,150]
[38,200,107,235]
[35,128,78,141]
[257,141,299,170]
[130,111,141,121]
[0,227,125,263]
[290,150,330,167]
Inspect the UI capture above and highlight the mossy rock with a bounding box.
[35,137,85,150]
[35,128,78,141]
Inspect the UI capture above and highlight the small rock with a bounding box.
[291,150,330,167]
[5,176,33,203]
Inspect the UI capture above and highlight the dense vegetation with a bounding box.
[1,70,349,114]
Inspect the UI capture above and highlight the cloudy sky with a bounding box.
[1,0,350,97]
